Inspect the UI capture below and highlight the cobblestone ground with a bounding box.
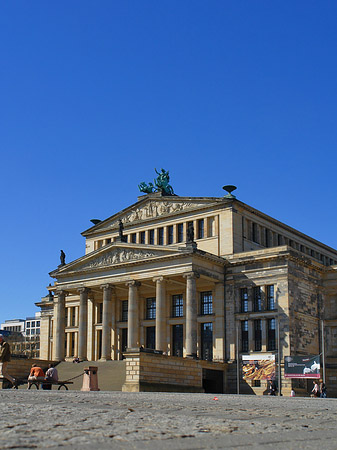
[1,391,336,449]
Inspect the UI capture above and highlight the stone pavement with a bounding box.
[1,391,336,449]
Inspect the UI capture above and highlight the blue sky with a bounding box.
[1,1,337,324]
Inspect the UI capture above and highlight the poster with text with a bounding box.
[242,354,275,380]
[284,355,320,379]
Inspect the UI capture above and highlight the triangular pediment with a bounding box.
[82,195,222,236]
[50,242,185,277]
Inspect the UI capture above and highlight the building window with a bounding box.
[198,219,204,239]
[149,229,155,245]
[36,329,40,335]
[32,321,35,327]
[71,307,76,326]
[140,231,146,244]
[254,319,262,351]
[36,321,40,327]
[253,287,262,312]
[201,322,213,361]
[146,297,156,320]
[267,285,275,310]
[26,329,30,335]
[158,227,164,245]
[200,291,213,315]
[98,303,103,324]
[31,329,35,335]
[131,233,137,244]
[177,223,184,243]
[240,288,249,313]
[267,318,276,351]
[121,301,128,322]
[168,225,174,244]
[26,322,30,328]
[252,223,258,243]
[172,294,183,318]
[241,320,249,352]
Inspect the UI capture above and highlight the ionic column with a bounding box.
[100,284,114,360]
[78,287,90,360]
[55,290,66,361]
[184,272,200,358]
[126,281,141,349]
[153,276,166,352]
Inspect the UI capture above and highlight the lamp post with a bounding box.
[321,320,326,384]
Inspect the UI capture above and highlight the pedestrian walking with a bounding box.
[311,380,320,397]
[0,334,16,388]
[320,380,327,398]
[268,379,277,396]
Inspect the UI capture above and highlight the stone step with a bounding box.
[55,361,126,391]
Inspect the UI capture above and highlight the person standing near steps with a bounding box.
[0,334,16,387]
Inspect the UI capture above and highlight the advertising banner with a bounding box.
[284,355,320,379]
[241,354,275,380]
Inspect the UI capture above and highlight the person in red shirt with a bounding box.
[28,364,45,389]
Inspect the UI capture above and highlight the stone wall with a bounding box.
[122,351,227,393]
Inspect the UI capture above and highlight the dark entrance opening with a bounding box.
[97,330,102,360]
[202,369,224,393]
[121,328,127,359]
[172,324,183,357]
[146,326,155,349]
[201,322,213,361]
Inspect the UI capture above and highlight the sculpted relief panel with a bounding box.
[79,248,162,270]
[107,201,207,229]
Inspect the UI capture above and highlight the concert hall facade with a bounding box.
[36,183,337,395]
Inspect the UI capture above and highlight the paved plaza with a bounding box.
[1,391,336,449]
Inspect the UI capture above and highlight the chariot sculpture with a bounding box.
[138,168,175,196]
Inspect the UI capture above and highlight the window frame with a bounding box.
[172,294,184,318]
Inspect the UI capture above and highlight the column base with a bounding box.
[186,353,198,359]
[99,357,111,361]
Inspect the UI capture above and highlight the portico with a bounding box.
[45,242,226,363]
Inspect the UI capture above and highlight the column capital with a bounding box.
[125,280,141,288]
[183,271,200,280]
[55,289,68,297]
[78,287,90,294]
[100,283,114,291]
[153,276,165,283]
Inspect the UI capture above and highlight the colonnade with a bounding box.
[53,272,202,361]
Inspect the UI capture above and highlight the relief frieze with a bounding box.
[80,248,162,270]
[107,201,207,229]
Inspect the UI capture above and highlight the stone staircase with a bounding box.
[3,359,126,391]
[55,360,126,391]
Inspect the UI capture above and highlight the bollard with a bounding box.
[81,366,100,391]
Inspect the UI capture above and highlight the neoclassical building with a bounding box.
[37,184,337,394]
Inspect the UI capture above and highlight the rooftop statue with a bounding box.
[138,168,175,196]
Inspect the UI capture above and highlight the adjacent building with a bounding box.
[36,184,337,395]
[1,313,41,358]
